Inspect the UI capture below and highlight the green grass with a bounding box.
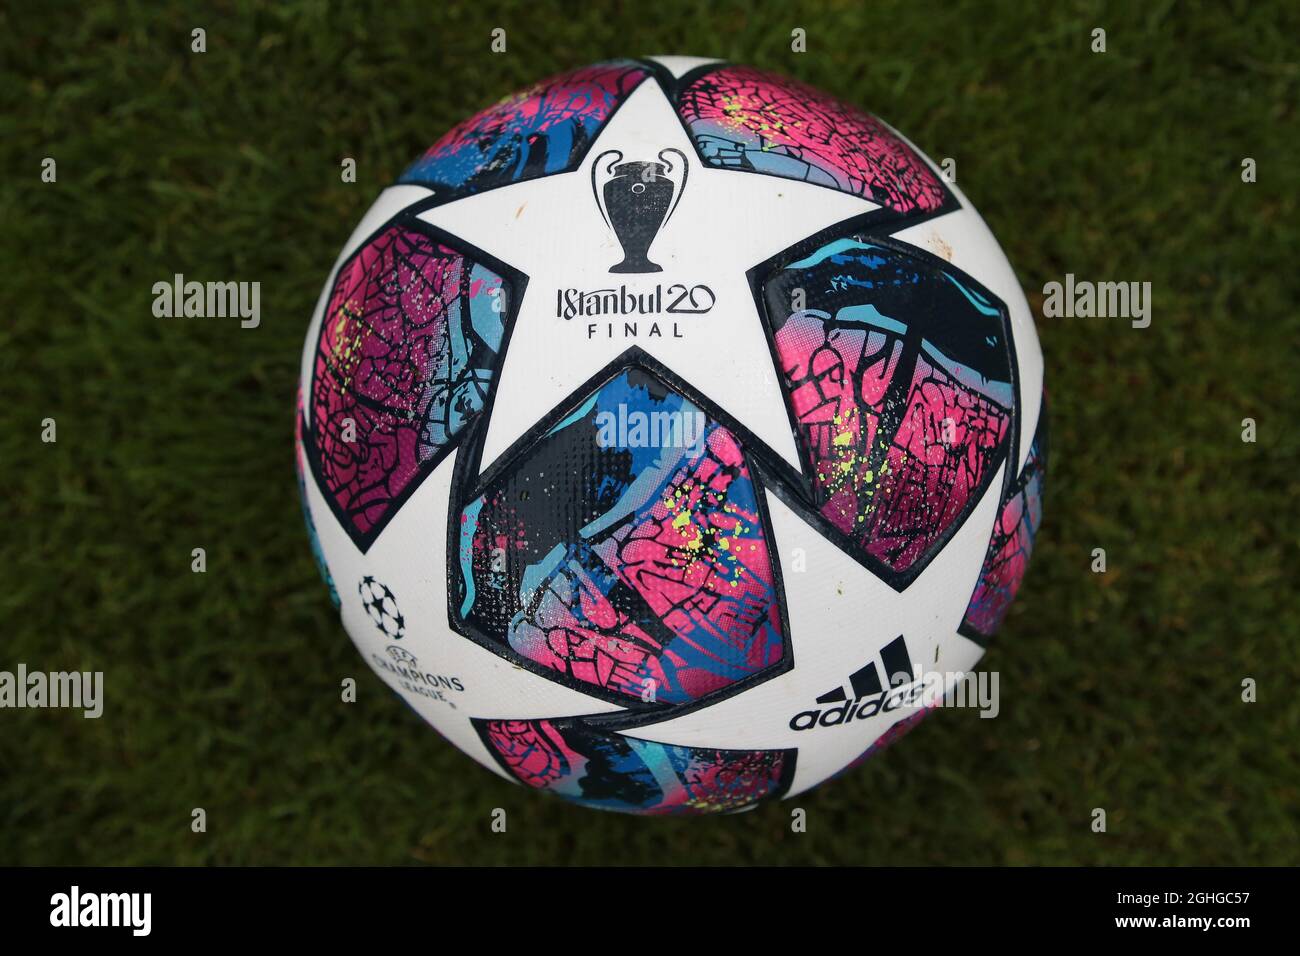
[1,0,1296,865]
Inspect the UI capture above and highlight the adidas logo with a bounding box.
[789,635,924,731]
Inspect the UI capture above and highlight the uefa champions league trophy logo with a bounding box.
[591,147,689,273]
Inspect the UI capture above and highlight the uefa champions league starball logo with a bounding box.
[358,576,404,640]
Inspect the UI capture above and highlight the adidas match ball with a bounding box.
[295,57,1046,814]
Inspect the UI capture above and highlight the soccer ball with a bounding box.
[295,57,1046,814]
